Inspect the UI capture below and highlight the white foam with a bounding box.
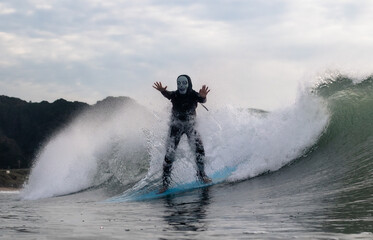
[201,89,329,182]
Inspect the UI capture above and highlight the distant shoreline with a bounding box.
[0,187,20,192]
[0,169,29,189]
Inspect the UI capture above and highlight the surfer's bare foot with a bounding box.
[158,186,168,194]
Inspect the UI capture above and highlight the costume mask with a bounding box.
[177,76,189,94]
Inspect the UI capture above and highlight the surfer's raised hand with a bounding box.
[199,85,210,98]
[153,82,167,92]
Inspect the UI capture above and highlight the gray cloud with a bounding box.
[1,0,373,109]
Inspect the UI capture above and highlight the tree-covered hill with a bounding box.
[0,96,89,169]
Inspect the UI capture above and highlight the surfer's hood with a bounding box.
[177,74,193,93]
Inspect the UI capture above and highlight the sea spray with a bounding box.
[21,98,155,200]
[200,89,329,182]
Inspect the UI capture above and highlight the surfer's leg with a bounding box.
[187,128,211,183]
[194,133,211,182]
[162,125,182,190]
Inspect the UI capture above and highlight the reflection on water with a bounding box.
[162,188,211,232]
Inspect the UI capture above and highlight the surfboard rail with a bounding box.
[106,166,237,202]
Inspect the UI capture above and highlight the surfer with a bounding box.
[153,75,212,193]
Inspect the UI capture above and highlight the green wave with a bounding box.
[316,75,373,149]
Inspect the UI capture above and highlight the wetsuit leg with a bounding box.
[186,126,208,180]
[163,124,183,188]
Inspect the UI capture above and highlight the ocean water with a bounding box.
[1,75,373,239]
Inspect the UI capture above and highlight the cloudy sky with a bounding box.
[1,0,373,110]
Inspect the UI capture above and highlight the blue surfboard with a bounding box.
[107,166,236,202]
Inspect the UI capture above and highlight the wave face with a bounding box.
[302,76,373,200]
[22,75,373,201]
[314,76,373,175]
[316,76,373,152]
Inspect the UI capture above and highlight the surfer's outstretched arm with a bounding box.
[198,85,210,98]
[196,85,210,103]
[153,82,167,92]
[153,82,173,99]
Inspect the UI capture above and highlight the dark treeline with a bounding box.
[0,95,89,169]
[0,95,135,169]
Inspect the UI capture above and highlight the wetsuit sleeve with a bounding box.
[196,92,206,103]
[161,90,174,100]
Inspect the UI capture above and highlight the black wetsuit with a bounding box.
[161,78,208,188]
